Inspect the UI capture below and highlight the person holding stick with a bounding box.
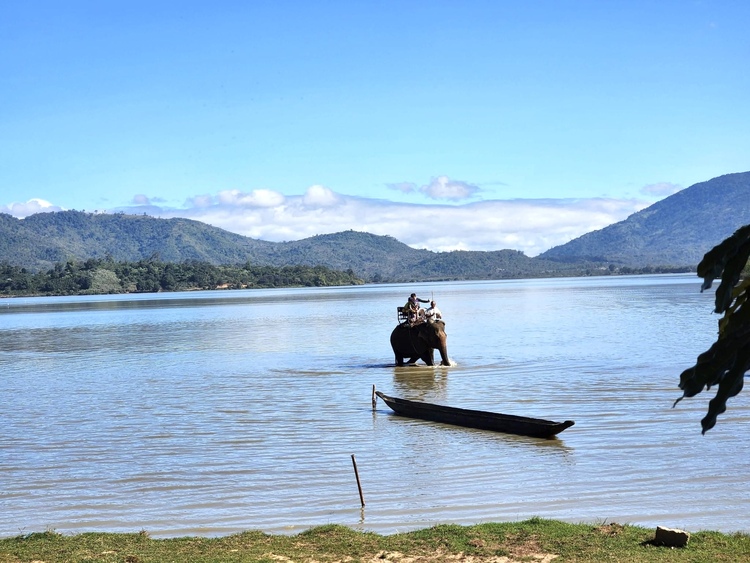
[425,300,442,323]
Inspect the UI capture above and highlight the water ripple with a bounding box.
[3,276,748,537]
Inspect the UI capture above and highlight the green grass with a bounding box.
[2,519,749,562]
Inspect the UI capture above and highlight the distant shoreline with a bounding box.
[1,266,697,300]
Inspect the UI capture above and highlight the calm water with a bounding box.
[2,274,749,538]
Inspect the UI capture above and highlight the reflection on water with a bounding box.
[2,275,750,538]
[392,366,449,398]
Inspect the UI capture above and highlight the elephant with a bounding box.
[390,320,450,366]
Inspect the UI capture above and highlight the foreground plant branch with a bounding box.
[676,224,750,433]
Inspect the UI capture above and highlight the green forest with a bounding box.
[0,258,364,297]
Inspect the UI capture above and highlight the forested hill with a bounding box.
[0,211,590,281]
[539,171,750,266]
[0,211,276,267]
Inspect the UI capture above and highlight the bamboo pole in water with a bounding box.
[351,454,365,507]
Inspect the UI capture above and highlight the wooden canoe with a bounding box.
[375,391,574,438]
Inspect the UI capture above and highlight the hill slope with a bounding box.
[0,212,583,281]
[0,211,277,268]
[539,171,750,266]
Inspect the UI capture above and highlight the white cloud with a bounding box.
[185,189,286,209]
[118,188,645,256]
[386,181,417,194]
[0,198,63,218]
[641,182,681,197]
[3,188,648,256]
[386,176,480,200]
[302,185,339,207]
[420,176,479,200]
[218,189,286,207]
[187,194,215,208]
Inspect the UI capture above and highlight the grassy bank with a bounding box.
[2,518,749,562]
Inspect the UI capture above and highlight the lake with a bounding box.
[2,273,749,538]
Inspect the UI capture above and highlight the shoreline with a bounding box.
[3,519,750,563]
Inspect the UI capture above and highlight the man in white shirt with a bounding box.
[425,301,442,322]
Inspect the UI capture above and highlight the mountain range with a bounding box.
[539,171,750,266]
[2,171,749,282]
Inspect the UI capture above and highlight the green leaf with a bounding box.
[678,224,750,433]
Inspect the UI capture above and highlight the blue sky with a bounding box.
[2,1,748,256]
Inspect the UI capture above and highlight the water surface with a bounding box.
[2,274,748,537]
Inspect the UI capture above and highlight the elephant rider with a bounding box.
[405,293,429,326]
[425,301,442,322]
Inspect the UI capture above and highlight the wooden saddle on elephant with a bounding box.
[397,306,409,324]
[397,306,426,327]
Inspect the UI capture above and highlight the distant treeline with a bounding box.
[0,258,364,297]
